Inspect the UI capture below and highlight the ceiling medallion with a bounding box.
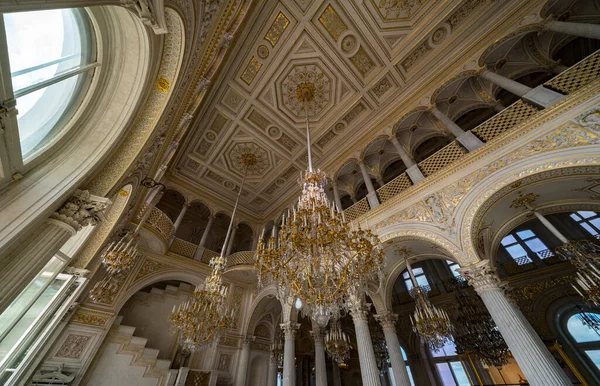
[228,142,269,176]
[281,64,331,117]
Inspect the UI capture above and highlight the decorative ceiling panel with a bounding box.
[170,0,534,219]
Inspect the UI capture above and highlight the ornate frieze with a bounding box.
[55,334,92,359]
[51,190,110,231]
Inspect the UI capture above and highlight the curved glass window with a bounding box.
[566,312,600,371]
[2,8,95,159]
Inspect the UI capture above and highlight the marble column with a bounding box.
[430,106,483,151]
[349,303,382,386]
[235,337,251,386]
[332,182,343,211]
[267,358,278,386]
[225,225,237,256]
[311,328,327,386]
[0,189,109,313]
[390,136,424,183]
[332,361,342,386]
[480,69,564,108]
[458,261,571,386]
[169,202,189,245]
[358,161,380,208]
[281,322,299,386]
[199,215,214,248]
[375,313,412,386]
[544,20,600,41]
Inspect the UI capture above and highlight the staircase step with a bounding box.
[114,315,124,326]
[149,288,164,296]
[179,283,192,292]
[154,359,171,371]
[142,347,160,360]
[164,285,179,293]
[129,336,148,348]
[116,325,136,336]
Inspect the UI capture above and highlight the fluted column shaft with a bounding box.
[199,216,214,248]
[359,161,380,208]
[545,20,600,40]
[235,339,251,386]
[281,322,299,386]
[225,225,237,256]
[459,261,571,386]
[390,136,424,183]
[351,309,382,386]
[332,182,343,211]
[170,203,189,244]
[376,313,412,386]
[312,329,327,386]
[430,107,482,151]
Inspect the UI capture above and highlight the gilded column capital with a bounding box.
[242,335,254,345]
[457,260,501,293]
[51,190,110,231]
[374,311,397,330]
[310,328,325,342]
[280,322,299,339]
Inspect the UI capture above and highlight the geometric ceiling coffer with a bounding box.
[279,62,332,120]
[226,142,270,176]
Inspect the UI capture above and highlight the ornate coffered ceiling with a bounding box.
[169,0,545,221]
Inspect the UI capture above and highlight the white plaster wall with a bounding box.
[120,286,190,360]
[85,342,159,386]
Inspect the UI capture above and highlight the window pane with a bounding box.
[4,9,85,93]
[431,340,457,357]
[436,363,457,386]
[0,276,67,362]
[17,74,82,156]
[449,361,470,386]
[403,271,409,279]
[571,213,582,221]
[401,346,408,361]
[590,218,600,230]
[501,234,517,246]
[0,256,64,339]
[505,244,528,259]
[581,223,599,236]
[416,275,429,288]
[405,279,413,291]
[585,350,600,371]
[413,267,424,275]
[516,229,535,239]
[406,366,415,386]
[524,238,548,253]
[579,211,597,219]
[567,313,600,343]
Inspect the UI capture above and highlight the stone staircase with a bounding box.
[107,315,175,386]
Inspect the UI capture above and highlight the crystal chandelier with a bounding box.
[325,319,352,363]
[556,238,600,306]
[407,262,453,350]
[255,83,384,326]
[576,305,600,335]
[101,231,139,274]
[450,277,510,367]
[170,154,256,351]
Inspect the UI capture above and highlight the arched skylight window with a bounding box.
[403,266,430,291]
[566,312,600,372]
[0,8,97,178]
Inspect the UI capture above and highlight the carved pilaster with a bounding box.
[457,260,501,293]
[374,311,397,330]
[50,189,110,231]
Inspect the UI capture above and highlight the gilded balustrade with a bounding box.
[225,251,255,268]
[545,50,600,94]
[145,207,175,241]
[472,100,539,142]
[376,172,412,203]
[343,198,370,222]
[417,141,467,177]
[170,238,198,258]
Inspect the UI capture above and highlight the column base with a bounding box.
[523,85,565,108]
[457,131,483,152]
[406,165,425,183]
[366,192,380,209]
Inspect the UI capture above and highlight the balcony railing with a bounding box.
[170,238,198,258]
[343,50,600,221]
[145,207,174,242]
[226,251,255,268]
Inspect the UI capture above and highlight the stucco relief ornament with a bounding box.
[281,65,330,117]
[219,31,235,48]
[50,190,110,231]
[577,108,600,132]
